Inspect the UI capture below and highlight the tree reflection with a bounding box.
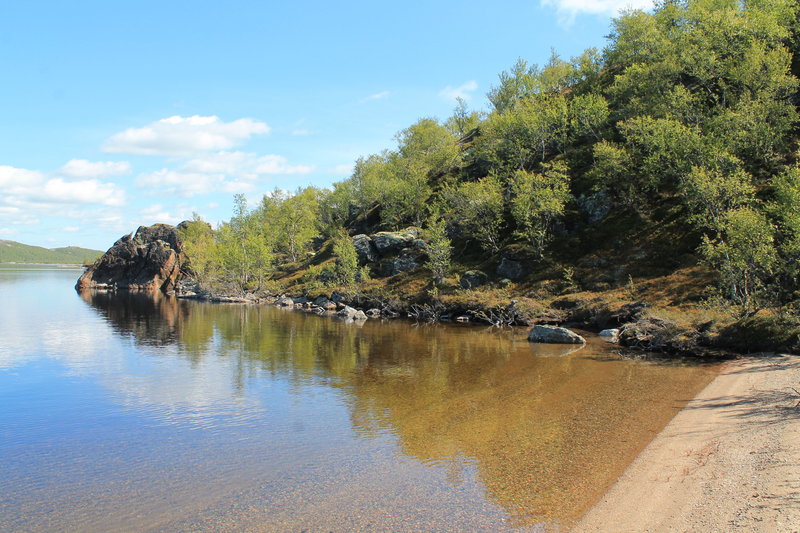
[79,292,715,527]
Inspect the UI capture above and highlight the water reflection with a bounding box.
[74,289,716,528]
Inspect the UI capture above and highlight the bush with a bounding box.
[716,314,800,354]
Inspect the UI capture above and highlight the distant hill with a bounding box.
[0,240,104,264]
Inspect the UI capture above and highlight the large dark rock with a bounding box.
[378,248,422,276]
[497,256,527,280]
[352,234,378,263]
[76,223,186,293]
[459,270,488,289]
[372,228,420,256]
[528,325,586,344]
[576,190,613,224]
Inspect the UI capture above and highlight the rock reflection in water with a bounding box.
[77,291,716,529]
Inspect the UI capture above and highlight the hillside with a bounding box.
[0,240,103,264]
[149,0,800,355]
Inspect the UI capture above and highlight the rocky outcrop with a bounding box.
[350,227,427,277]
[460,270,488,289]
[528,325,586,344]
[372,228,420,255]
[352,234,379,263]
[497,256,527,280]
[576,190,613,224]
[75,223,186,293]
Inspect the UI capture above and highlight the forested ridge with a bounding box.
[178,0,800,353]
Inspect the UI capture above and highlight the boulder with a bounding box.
[75,223,186,293]
[411,239,428,251]
[337,305,368,321]
[577,190,613,224]
[352,234,379,263]
[599,328,620,343]
[528,325,586,344]
[497,257,527,280]
[379,248,421,276]
[366,308,381,318]
[459,270,488,290]
[336,305,359,319]
[372,228,420,256]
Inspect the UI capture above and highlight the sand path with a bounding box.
[575,355,800,533]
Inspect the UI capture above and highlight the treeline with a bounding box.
[181,0,800,315]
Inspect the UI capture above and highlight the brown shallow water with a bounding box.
[0,268,718,532]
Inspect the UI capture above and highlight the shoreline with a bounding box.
[574,354,800,532]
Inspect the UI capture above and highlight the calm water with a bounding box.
[0,267,716,532]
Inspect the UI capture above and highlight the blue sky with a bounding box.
[0,0,651,250]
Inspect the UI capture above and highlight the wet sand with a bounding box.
[576,355,800,533]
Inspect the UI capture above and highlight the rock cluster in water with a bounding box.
[76,223,187,293]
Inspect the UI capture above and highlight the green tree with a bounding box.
[445,97,482,137]
[333,230,359,286]
[510,161,571,256]
[701,207,777,315]
[424,214,452,284]
[441,175,506,253]
[261,187,322,262]
[218,194,274,290]
[177,213,219,288]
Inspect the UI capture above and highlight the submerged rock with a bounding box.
[528,325,586,344]
[76,223,186,293]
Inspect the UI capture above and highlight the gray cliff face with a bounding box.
[351,227,427,277]
[76,223,187,293]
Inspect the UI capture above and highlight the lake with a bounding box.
[0,267,716,532]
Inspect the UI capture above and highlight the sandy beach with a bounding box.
[575,355,800,532]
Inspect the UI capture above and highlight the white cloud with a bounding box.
[139,204,194,226]
[59,159,132,179]
[541,0,654,25]
[64,226,80,232]
[0,227,18,237]
[0,165,43,189]
[136,151,314,197]
[359,91,390,103]
[39,178,126,206]
[136,169,225,197]
[332,163,354,175]
[0,166,125,208]
[103,115,270,157]
[291,129,310,136]
[439,80,478,102]
[11,216,40,225]
[252,154,314,175]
